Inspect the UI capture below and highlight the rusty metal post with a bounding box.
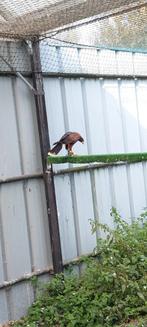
[31,39,63,274]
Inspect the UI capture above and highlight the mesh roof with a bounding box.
[54,3,147,51]
[0,0,146,39]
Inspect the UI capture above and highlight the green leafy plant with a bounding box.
[10,209,147,327]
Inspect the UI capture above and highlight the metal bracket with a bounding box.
[16,71,40,94]
[0,54,43,95]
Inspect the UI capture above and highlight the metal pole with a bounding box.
[31,38,63,274]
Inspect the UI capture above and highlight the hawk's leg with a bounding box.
[67,144,75,156]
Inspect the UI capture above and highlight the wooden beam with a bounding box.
[31,39,63,274]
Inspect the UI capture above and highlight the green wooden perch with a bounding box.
[47,152,147,164]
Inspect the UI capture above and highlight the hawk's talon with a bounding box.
[68,151,76,156]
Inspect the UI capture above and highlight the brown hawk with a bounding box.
[48,131,84,156]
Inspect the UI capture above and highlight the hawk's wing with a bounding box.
[59,132,73,143]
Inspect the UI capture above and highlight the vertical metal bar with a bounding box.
[31,39,63,273]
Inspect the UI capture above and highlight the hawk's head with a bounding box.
[79,136,84,144]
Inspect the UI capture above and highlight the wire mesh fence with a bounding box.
[0,1,147,76]
[40,39,147,76]
[0,40,31,73]
[0,39,147,76]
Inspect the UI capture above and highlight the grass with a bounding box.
[9,209,147,327]
[47,152,147,164]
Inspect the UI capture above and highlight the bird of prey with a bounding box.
[48,132,84,156]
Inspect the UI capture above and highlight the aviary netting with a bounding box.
[1,0,147,165]
[0,1,147,75]
[0,0,146,44]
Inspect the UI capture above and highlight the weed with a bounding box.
[10,209,147,327]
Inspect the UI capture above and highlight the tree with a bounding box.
[98,7,147,50]
[54,6,147,50]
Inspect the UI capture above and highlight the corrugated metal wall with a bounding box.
[0,76,53,322]
[1,43,147,324]
[44,76,147,264]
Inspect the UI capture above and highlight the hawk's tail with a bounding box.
[48,142,62,155]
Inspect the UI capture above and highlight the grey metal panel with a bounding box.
[0,74,53,324]
[8,282,34,321]
[0,228,5,283]
[0,77,22,178]
[111,166,132,221]
[0,73,53,324]
[135,80,147,206]
[0,70,53,322]
[81,79,107,154]
[60,78,88,170]
[24,179,53,269]
[118,80,147,217]
[0,77,42,179]
[136,81,147,149]
[94,168,114,229]
[57,78,96,256]
[62,78,87,154]
[0,290,9,322]
[119,80,141,152]
[54,175,78,262]
[0,182,32,280]
[73,171,96,255]
[12,77,42,174]
[54,172,96,262]
[44,77,69,171]
[100,79,134,221]
[102,80,125,153]
[0,179,53,282]
[44,77,66,145]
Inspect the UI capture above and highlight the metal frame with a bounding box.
[53,162,127,176]
[42,72,147,80]
[31,39,63,274]
[0,53,37,93]
[0,267,54,290]
[0,173,43,184]
[0,72,147,80]
[0,251,96,290]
